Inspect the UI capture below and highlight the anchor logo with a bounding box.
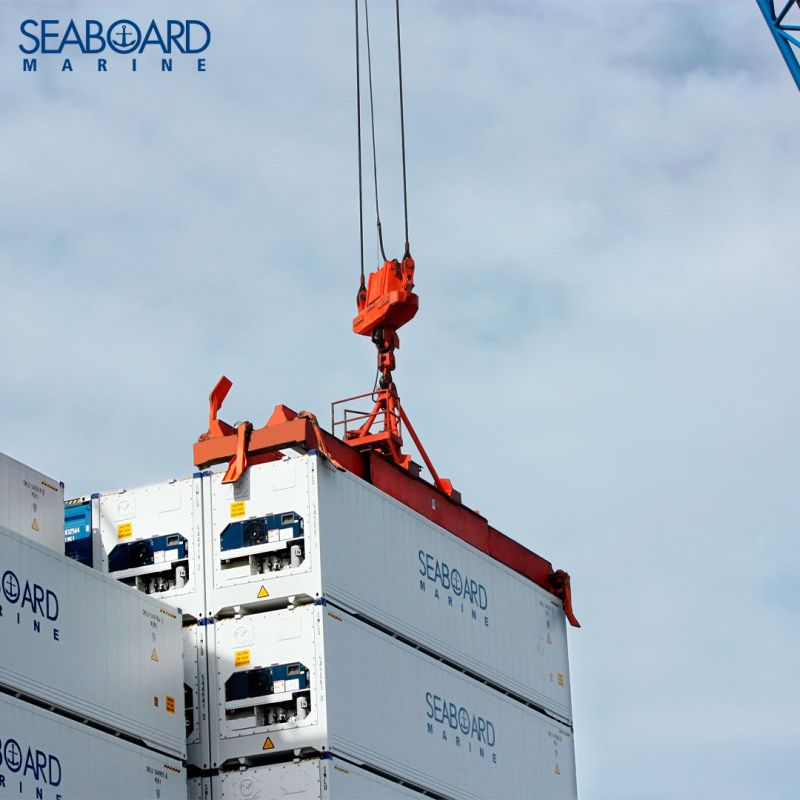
[1,570,20,603]
[458,707,471,735]
[107,20,140,53]
[3,739,22,773]
[113,24,134,48]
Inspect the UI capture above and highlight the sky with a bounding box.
[1,1,799,797]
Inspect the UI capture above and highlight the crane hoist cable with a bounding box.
[348,0,452,497]
[395,0,410,257]
[192,4,579,626]
[355,0,365,293]
[364,0,387,263]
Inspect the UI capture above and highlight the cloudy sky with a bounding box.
[1,2,799,797]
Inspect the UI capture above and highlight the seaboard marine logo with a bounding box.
[425,692,497,764]
[418,550,490,628]
[19,18,211,73]
[0,735,62,793]
[0,567,61,641]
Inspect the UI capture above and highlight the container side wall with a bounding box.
[314,457,571,720]
[0,524,185,758]
[323,609,577,800]
[0,693,186,800]
[209,606,576,800]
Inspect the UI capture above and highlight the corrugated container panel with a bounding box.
[0,524,185,759]
[184,623,212,770]
[209,605,577,800]
[0,692,186,799]
[215,757,429,799]
[0,451,63,553]
[204,455,571,720]
[95,476,205,621]
[187,777,211,800]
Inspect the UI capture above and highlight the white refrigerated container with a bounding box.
[215,757,429,799]
[0,451,63,553]
[0,693,186,800]
[203,455,571,720]
[209,605,576,800]
[94,475,206,621]
[0,524,185,759]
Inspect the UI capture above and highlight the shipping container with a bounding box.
[95,475,206,621]
[64,496,94,566]
[187,776,211,800]
[0,524,185,759]
[0,451,64,553]
[203,455,571,720]
[209,605,576,800]
[215,757,430,800]
[0,692,186,800]
[184,623,212,769]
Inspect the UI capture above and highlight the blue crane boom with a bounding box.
[757,0,800,91]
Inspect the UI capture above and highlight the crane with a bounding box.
[194,0,453,498]
[757,0,800,91]
[190,1,578,626]
[330,0,454,497]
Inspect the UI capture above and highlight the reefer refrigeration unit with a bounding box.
[209,604,576,800]
[0,692,186,800]
[214,756,429,800]
[0,524,185,759]
[94,475,206,621]
[203,455,571,721]
[0,450,63,553]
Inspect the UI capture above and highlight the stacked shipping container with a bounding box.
[0,451,187,800]
[69,451,577,799]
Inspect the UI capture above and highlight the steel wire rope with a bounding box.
[364,0,388,262]
[355,0,366,291]
[395,0,410,256]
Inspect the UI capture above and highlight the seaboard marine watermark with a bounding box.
[18,18,211,73]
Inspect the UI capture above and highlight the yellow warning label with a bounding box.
[165,695,176,714]
[235,649,251,668]
[555,764,561,775]
[31,519,39,532]
[557,673,565,687]
[262,737,274,751]
[230,501,246,519]
[153,696,159,708]
[151,648,159,663]
[118,522,133,540]
[257,586,269,599]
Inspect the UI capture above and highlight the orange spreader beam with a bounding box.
[192,376,579,627]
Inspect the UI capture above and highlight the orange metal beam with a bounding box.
[192,378,577,625]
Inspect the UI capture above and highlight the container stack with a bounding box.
[0,452,187,800]
[65,475,212,770]
[71,451,577,799]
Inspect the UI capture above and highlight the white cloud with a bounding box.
[1,2,798,797]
